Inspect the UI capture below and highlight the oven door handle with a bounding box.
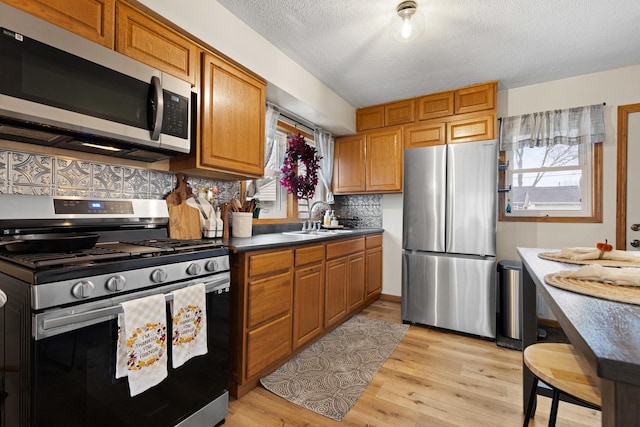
[36,275,229,339]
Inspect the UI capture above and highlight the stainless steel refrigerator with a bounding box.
[401,140,497,339]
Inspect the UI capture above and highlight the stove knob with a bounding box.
[150,268,168,283]
[72,281,95,299]
[106,275,126,292]
[186,263,202,275]
[205,259,218,272]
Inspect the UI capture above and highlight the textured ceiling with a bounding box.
[216,0,640,108]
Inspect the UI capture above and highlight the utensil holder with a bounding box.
[232,212,253,238]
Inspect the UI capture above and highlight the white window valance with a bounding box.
[499,103,605,151]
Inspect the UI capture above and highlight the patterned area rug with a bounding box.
[260,315,409,421]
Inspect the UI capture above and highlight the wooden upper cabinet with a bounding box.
[356,106,384,132]
[199,51,266,178]
[115,2,198,85]
[454,81,497,115]
[404,121,446,149]
[333,128,402,194]
[447,111,496,144]
[356,100,414,131]
[366,127,403,192]
[333,134,366,194]
[417,91,454,121]
[3,0,115,48]
[384,99,415,127]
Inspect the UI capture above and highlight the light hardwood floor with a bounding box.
[225,300,600,426]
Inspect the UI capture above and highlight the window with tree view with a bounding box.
[499,103,604,222]
[505,143,593,216]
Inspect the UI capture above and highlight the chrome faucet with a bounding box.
[309,200,333,220]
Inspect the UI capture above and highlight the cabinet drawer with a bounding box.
[247,272,292,329]
[366,234,383,249]
[246,314,291,378]
[295,244,325,267]
[248,249,293,277]
[326,237,365,260]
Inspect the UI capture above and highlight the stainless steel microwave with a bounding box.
[0,3,192,162]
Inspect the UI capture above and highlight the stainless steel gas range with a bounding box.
[0,195,230,427]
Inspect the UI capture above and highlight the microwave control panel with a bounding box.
[162,90,189,139]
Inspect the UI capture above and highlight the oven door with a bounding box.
[25,275,229,427]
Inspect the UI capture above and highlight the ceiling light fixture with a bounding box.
[390,1,424,43]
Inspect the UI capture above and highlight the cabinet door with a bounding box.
[3,0,115,48]
[366,127,403,192]
[333,134,366,194]
[200,52,266,178]
[346,253,366,313]
[356,105,384,132]
[454,82,496,115]
[385,100,415,127]
[404,121,446,149]
[293,264,324,349]
[115,2,198,85]
[417,91,454,121]
[366,246,383,300]
[446,112,496,144]
[325,258,347,327]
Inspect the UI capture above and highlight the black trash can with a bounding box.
[498,260,522,340]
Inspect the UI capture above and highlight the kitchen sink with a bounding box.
[282,230,336,237]
[281,229,353,239]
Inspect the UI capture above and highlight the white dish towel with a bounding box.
[171,283,208,368]
[115,294,168,396]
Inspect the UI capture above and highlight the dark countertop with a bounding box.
[518,247,640,385]
[223,228,384,253]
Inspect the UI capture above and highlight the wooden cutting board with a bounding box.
[168,201,202,239]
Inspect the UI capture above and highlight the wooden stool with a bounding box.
[523,343,601,427]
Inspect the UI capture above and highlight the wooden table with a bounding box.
[518,248,640,426]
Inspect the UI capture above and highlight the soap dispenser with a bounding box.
[323,210,331,227]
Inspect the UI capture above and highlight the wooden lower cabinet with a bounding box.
[231,248,293,398]
[325,237,366,327]
[365,235,383,301]
[324,257,348,327]
[293,245,324,350]
[346,253,366,312]
[231,234,381,398]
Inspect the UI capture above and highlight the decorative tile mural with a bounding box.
[0,147,238,206]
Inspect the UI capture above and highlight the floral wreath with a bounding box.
[280,133,322,201]
[126,322,167,371]
[172,304,204,346]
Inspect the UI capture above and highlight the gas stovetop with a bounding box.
[0,238,223,270]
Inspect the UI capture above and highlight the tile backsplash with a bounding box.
[0,146,384,229]
[333,194,382,228]
[0,148,238,204]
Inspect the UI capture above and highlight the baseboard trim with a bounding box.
[379,294,401,303]
[538,318,561,328]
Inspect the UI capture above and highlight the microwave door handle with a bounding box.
[150,75,164,141]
